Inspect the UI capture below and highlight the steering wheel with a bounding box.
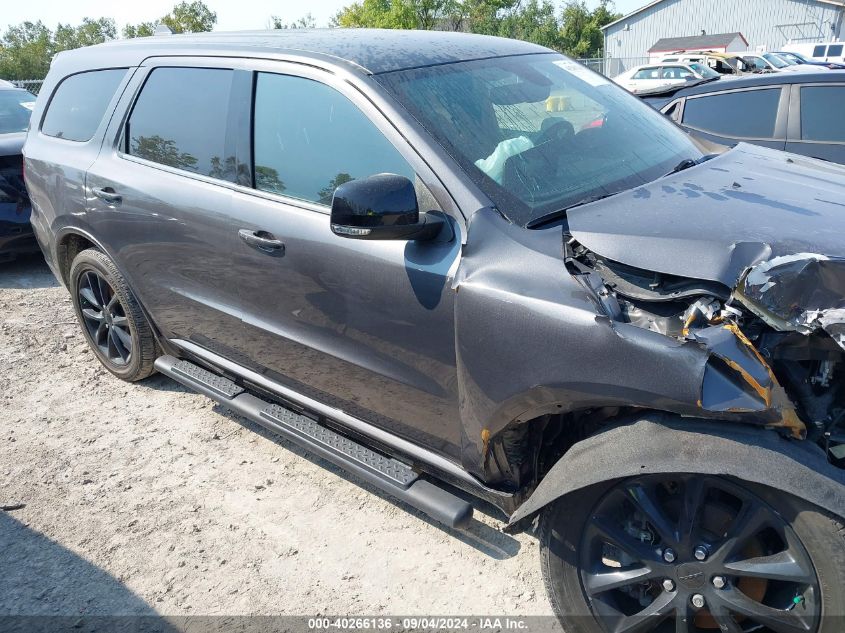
[535,117,575,146]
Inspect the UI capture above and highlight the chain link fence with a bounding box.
[10,79,45,95]
[575,57,650,78]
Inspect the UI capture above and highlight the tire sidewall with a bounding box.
[539,476,845,632]
[69,250,146,381]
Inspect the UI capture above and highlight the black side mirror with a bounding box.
[330,174,444,241]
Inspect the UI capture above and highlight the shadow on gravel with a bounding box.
[0,511,176,633]
[206,403,524,561]
[0,254,58,289]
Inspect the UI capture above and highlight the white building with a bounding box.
[602,0,845,71]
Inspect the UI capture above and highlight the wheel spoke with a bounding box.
[723,550,815,584]
[82,308,104,322]
[609,588,675,633]
[674,602,694,633]
[112,325,132,350]
[708,601,744,633]
[622,482,679,546]
[95,321,108,345]
[111,315,128,327]
[584,566,656,596]
[589,514,661,563]
[79,285,100,309]
[108,328,128,362]
[713,586,814,633]
[678,477,706,545]
[96,275,112,309]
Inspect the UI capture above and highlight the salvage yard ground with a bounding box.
[0,255,550,618]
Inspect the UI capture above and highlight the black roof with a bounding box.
[649,32,748,53]
[638,71,845,102]
[92,29,553,74]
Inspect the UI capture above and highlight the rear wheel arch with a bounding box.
[55,229,101,286]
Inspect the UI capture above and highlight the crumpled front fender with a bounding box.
[504,415,845,534]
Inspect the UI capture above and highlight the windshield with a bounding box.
[377,54,701,226]
[0,89,36,134]
[689,63,721,78]
[762,53,790,68]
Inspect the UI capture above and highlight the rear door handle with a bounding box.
[238,229,285,254]
[92,187,122,204]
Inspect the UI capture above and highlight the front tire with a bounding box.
[69,248,158,382]
[539,474,845,633]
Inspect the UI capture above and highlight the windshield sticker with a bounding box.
[554,59,610,87]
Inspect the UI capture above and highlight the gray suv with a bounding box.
[24,29,845,631]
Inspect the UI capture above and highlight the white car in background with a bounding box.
[613,62,721,93]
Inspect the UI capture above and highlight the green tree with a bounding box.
[269,13,317,29]
[122,23,156,38]
[0,21,53,80]
[123,1,217,38]
[331,0,620,56]
[559,0,619,58]
[54,18,117,52]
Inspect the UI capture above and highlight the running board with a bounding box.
[154,356,473,528]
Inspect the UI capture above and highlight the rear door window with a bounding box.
[252,72,414,205]
[633,67,659,80]
[813,45,826,57]
[800,86,845,142]
[41,69,127,142]
[125,67,236,181]
[682,88,781,139]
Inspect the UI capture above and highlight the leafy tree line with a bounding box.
[0,1,217,80]
[0,0,619,80]
[332,0,621,58]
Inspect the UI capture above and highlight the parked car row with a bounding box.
[616,47,845,93]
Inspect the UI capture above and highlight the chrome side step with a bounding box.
[154,355,473,528]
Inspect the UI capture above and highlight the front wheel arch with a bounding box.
[505,414,845,534]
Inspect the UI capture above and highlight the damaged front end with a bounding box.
[565,240,845,460]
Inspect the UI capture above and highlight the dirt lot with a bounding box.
[0,254,551,619]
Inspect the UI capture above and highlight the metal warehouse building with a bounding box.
[601,0,845,72]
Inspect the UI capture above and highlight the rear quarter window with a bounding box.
[682,88,781,139]
[41,69,127,142]
[800,85,845,142]
[828,45,844,57]
[813,45,826,57]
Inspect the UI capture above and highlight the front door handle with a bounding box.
[92,186,122,205]
[238,229,285,254]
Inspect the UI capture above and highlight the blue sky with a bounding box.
[1,0,642,33]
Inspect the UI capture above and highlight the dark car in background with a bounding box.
[23,30,845,631]
[773,50,845,70]
[0,80,37,262]
[639,71,845,164]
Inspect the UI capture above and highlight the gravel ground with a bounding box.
[0,254,551,619]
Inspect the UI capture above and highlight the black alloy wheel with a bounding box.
[540,474,836,633]
[78,270,133,366]
[69,248,158,381]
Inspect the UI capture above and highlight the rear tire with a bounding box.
[539,474,845,633]
[69,248,158,382]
